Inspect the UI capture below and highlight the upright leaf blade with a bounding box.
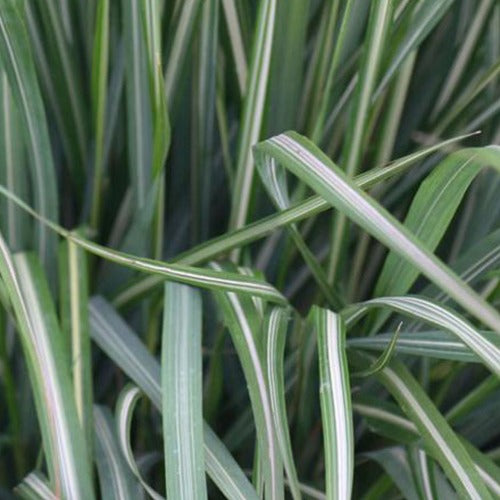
[162,283,207,499]
[0,0,58,270]
[311,307,354,500]
[0,238,93,499]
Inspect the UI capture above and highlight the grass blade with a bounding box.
[115,385,164,499]
[350,352,492,499]
[90,0,110,229]
[211,262,283,498]
[111,133,475,307]
[344,296,500,375]
[58,238,93,469]
[0,71,29,251]
[254,132,500,334]
[0,187,287,303]
[376,148,500,299]
[264,307,302,500]
[311,307,354,500]
[122,0,152,212]
[328,0,392,281]
[162,283,207,498]
[15,472,56,500]
[0,239,94,499]
[0,0,58,271]
[347,329,497,362]
[93,405,138,500]
[88,296,259,500]
[229,0,277,231]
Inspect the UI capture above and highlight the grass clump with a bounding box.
[0,0,499,498]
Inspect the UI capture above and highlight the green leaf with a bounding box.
[347,329,497,362]
[0,187,287,303]
[115,385,164,500]
[89,296,259,500]
[229,0,277,230]
[162,283,207,498]
[0,0,58,271]
[264,307,302,500]
[122,0,152,212]
[253,132,500,334]
[15,471,55,500]
[93,405,138,500]
[111,132,475,307]
[0,239,94,499]
[90,0,110,229]
[0,70,30,251]
[350,352,492,499]
[58,238,93,470]
[211,262,283,498]
[310,307,354,500]
[376,147,500,299]
[344,296,500,376]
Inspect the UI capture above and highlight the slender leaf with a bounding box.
[88,296,259,500]
[311,307,354,500]
[254,132,500,334]
[162,283,207,499]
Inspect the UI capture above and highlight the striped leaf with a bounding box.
[353,394,500,497]
[58,238,93,469]
[115,385,164,499]
[253,132,500,334]
[211,261,283,498]
[0,0,58,270]
[93,405,138,500]
[264,307,301,500]
[347,329,498,362]
[350,352,492,499]
[343,296,500,376]
[310,307,354,500]
[0,239,94,499]
[88,296,259,500]
[162,283,207,498]
[15,472,56,500]
[111,133,474,307]
[376,147,500,299]
[229,0,277,230]
[0,187,286,303]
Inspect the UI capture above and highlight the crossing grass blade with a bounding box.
[211,261,283,499]
[111,132,475,307]
[93,406,138,500]
[254,132,500,334]
[349,352,492,499]
[310,307,354,500]
[0,239,94,499]
[15,471,56,500]
[88,296,259,500]
[343,296,500,375]
[161,283,207,499]
[353,394,500,497]
[0,185,286,303]
[0,0,58,271]
[347,329,497,362]
[375,147,500,299]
